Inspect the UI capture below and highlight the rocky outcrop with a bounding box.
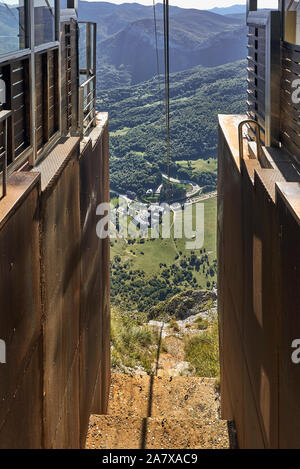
[149,289,217,320]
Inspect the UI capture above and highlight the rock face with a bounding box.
[86,374,231,449]
[149,289,217,320]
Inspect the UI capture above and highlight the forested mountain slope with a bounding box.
[79,1,247,88]
[98,60,247,198]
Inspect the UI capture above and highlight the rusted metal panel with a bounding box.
[79,135,103,445]
[218,116,245,445]
[242,363,265,449]
[276,183,300,449]
[50,350,80,449]
[0,337,43,449]
[0,172,42,448]
[39,143,81,448]
[217,125,228,420]
[219,115,300,449]
[0,118,110,448]
[245,168,283,448]
[222,277,245,448]
[100,123,111,414]
[78,118,111,445]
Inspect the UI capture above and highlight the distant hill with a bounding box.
[224,13,246,21]
[0,5,20,55]
[79,1,190,41]
[79,1,247,88]
[209,4,246,16]
[99,15,246,85]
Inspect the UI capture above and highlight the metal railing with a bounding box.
[78,21,97,138]
[78,74,96,138]
[238,118,262,162]
[246,9,281,147]
[0,109,12,197]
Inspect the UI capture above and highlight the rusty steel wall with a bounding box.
[217,121,246,446]
[276,183,300,449]
[0,119,110,448]
[78,121,111,447]
[100,123,111,415]
[218,115,300,449]
[39,146,81,449]
[0,173,42,449]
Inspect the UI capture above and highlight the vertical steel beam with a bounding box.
[86,23,91,74]
[78,86,84,138]
[247,0,258,18]
[86,24,91,130]
[3,118,7,197]
[92,23,97,127]
[278,0,285,40]
[265,11,281,147]
[92,23,97,75]
[57,0,62,137]
[29,0,36,164]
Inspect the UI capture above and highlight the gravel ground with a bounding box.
[86,374,230,449]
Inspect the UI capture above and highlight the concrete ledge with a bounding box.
[0,172,41,230]
[218,114,249,171]
[219,114,300,221]
[276,182,300,226]
[80,112,109,155]
[32,136,80,192]
[254,168,286,202]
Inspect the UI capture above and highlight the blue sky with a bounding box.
[83,0,278,9]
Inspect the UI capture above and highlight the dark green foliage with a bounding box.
[159,180,187,203]
[110,152,162,197]
[110,251,217,313]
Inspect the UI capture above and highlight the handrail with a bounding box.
[0,110,12,198]
[78,21,97,139]
[238,119,262,162]
[80,74,95,89]
[78,75,96,138]
[0,110,12,123]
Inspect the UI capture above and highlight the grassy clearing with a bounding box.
[111,308,159,374]
[110,127,130,137]
[176,158,218,172]
[174,197,217,257]
[111,197,217,287]
[184,321,219,378]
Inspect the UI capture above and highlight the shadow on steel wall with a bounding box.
[218,115,300,449]
[0,118,110,449]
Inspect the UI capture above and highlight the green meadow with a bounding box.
[175,158,218,174]
[110,197,217,306]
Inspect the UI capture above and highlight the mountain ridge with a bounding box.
[79,1,246,88]
[99,60,247,197]
[210,4,246,15]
